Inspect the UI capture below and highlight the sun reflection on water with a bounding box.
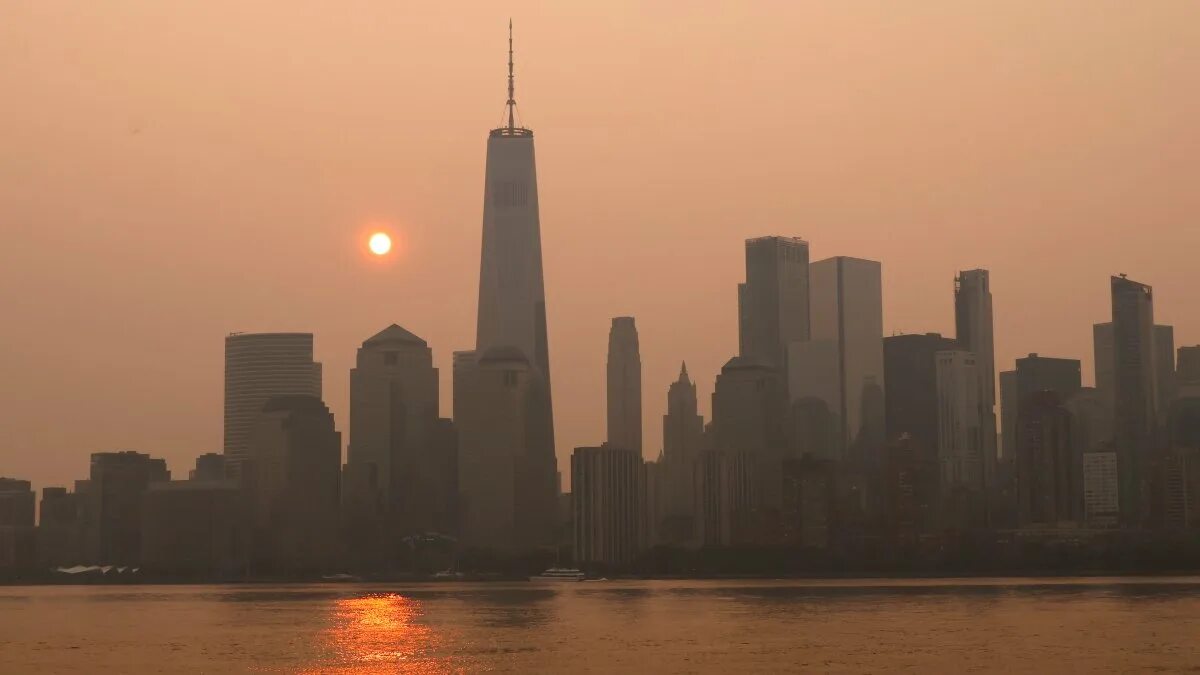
[307,593,445,674]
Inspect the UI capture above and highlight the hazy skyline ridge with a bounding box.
[3,1,1199,492]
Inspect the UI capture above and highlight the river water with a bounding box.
[2,577,1198,673]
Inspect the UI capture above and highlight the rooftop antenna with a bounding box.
[506,19,516,130]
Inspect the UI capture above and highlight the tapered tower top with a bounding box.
[492,20,533,138]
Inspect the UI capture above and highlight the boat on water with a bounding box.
[530,567,586,581]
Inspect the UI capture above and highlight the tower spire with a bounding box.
[506,19,516,130]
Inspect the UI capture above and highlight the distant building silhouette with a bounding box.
[738,236,810,373]
[223,333,322,475]
[999,369,1018,460]
[657,362,704,545]
[347,324,456,548]
[935,350,986,527]
[1110,275,1157,526]
[712,357,790,543]
[779,457,835,549]
[190,452,226,481]
[1155,325,1176,413]
[84,451,169,565]
[606,317,642,457]
[0,478,36,570]
[571,445,646,567]
[36,486,83,567]
[141,478,244,575]
[1083,451,1120,527]
[1014,353,1082,404]
[247,395,341,572]
[1015,391,1079,527]
[454,348,557,552]
[955,269,998,506]
[884,332,957,513]
[1178,346,1200,388]
[474,25,556,476]
[796,256,884,461]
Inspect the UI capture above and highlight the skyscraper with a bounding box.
[954,269,998,493]
[1014,353,1082,405]
[572,445,646,566]
[223,333,322,474]
[1110,275,1157,525]
[474,24,555,457]
[459,25,558,553]
[1015,391,1079,526]
[347,325,454,537]
[1155,324,1176,412]
[935,350,986,526]
[84,451,170,565]
[738,236,810,371]
[248,395,341,571]
[454,348,556,552]
[658,362,704,543]
[799,256,884,460]
[1179,346,1200,387]
[606,317,642,456]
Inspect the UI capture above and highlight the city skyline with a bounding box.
[4,5,1200,496]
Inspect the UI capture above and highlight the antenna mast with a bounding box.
[506,19,516,130]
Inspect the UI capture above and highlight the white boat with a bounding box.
[530,567,585,581]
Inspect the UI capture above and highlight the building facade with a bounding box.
[737,236,810,372]
[606,317,642,457]
[571,445,646,567]
[224,333,322,474]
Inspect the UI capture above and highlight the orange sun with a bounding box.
[368,232,392,256]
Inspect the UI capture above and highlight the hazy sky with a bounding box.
[3,1,1198,493]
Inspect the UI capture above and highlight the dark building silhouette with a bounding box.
[695,448,754,546]
[83,452,169,565]
[1161,396,1200,528]
[190,453,226,481]
[572,445,645,567]
[1015,391,1079,527]
[1110,275,1157,526]
[882,434,938,536]
[346,325,456,560]
[711,356,789,541]
[738,236,810,372]
[607,317,643,457]
[955,269,998,510]
[0,478,36,571]
[224,332,322,476]
[1178,346,1200,386]
[884,332,956,513]
[454,348,557,552]
[248,395,341,572]
[141,479,245,575]
[474,26,556,488]
[1155,325,1176,413]
[36,486,83,567]
[780,457,835,549]
[657,362,704,545]
[1014,353,1082,405]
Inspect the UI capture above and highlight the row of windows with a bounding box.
[492,181,529,208]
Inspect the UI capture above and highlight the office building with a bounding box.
[999,370,1018,459]
[36,487,83,568]
[224,332,322,474]
[571,445,646,566]
[1083,452,1120,528]
[955,269,998,495]
[0,478,36,570]
[474,26,556,469]
[883,331,955,478]
[606,317,642,456]
[141,479,245,575]
[84,451,170,565]
[936,350,986,526]
[1110,275,1157,525]
[454,348,557,552]
[347,324,455,538]
[738,236,810,371]
[800,256,884,460]
[657,362,704,544]
[1015,391,1079,526]
[190,453,226,481]
[248,395,341,571]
